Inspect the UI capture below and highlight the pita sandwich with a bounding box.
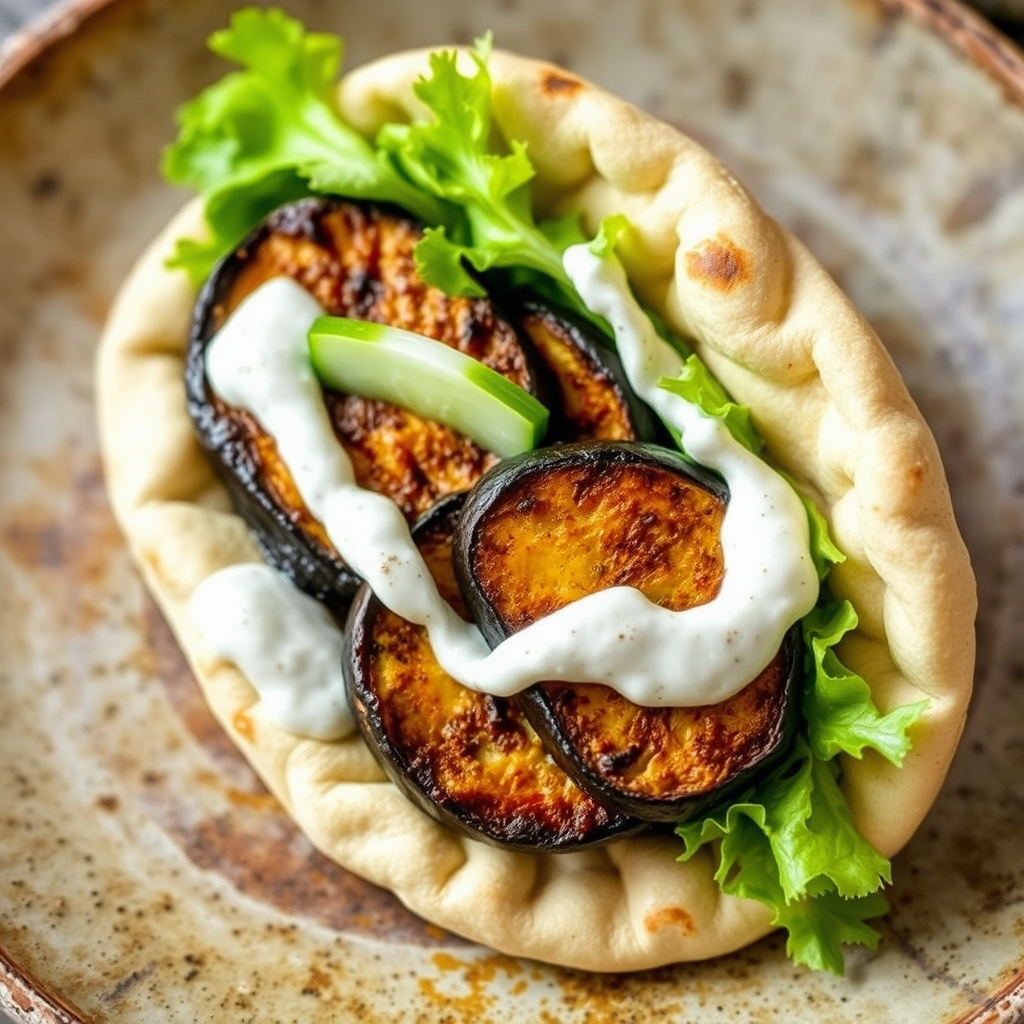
[97,45,975,972]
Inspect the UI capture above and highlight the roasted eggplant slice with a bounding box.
[344,495,641,851]
[186,197,539,607]
[516,301,659,443]
[453,440,801,824]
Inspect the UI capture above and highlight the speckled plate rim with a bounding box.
[881,0,1024,102]
[1,0,1024,1021]
[0,0,111,84]
[0,953,86,1024]
[3,0,1024,158]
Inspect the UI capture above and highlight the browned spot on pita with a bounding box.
[685,234,750,291]
[541,70,583,96]
[643,905,695,935]
[232,708,256,743]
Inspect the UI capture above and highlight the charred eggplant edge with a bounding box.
[452,439,802,823]
[343,494,644,852]
[453,440,730,648]
[516,300,663,445]
[519,627,803,824]
[186,199,363,607]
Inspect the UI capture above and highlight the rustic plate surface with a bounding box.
[1,0,1022,1021]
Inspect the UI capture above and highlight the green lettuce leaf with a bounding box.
[776,890,889,975]
[659,356,763,455]
[679,743,891,904]
[803,601,928,764]
[660,361,919,970]
[681,805,887,977]
[588,213,630,258]
[377,39,601,325]
[675,579,922,972]
[678,739,893,973]
[162,7,451,283]
[794,481,846,581]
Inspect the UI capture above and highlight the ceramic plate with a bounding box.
[1,0,1023,1021]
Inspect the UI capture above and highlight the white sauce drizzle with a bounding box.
[193,260,818,717]
[191,562,353,740]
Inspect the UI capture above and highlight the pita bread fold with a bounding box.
[97,49,975,971]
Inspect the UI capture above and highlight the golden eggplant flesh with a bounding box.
[186,197,537,607]
[517,301,659,443]
[453,440,801,823]
[343,496,642,851]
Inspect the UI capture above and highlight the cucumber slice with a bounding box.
[308,316,549,458]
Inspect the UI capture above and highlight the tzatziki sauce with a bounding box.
[194,264,817,720]
[191,561,354,740]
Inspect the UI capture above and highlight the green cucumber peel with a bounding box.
[308,316,548,458]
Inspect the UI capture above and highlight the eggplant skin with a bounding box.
[523,631,801,824]
[186,196,536,607]
[455,441,729,646]
[344,495,642,852]
[516,301,660,444]
[452,440,801,823]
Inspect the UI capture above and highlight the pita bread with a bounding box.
[96,50,975,971]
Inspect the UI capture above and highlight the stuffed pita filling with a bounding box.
[97,7,976,975]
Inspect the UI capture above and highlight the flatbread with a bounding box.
[96,50,976,971]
